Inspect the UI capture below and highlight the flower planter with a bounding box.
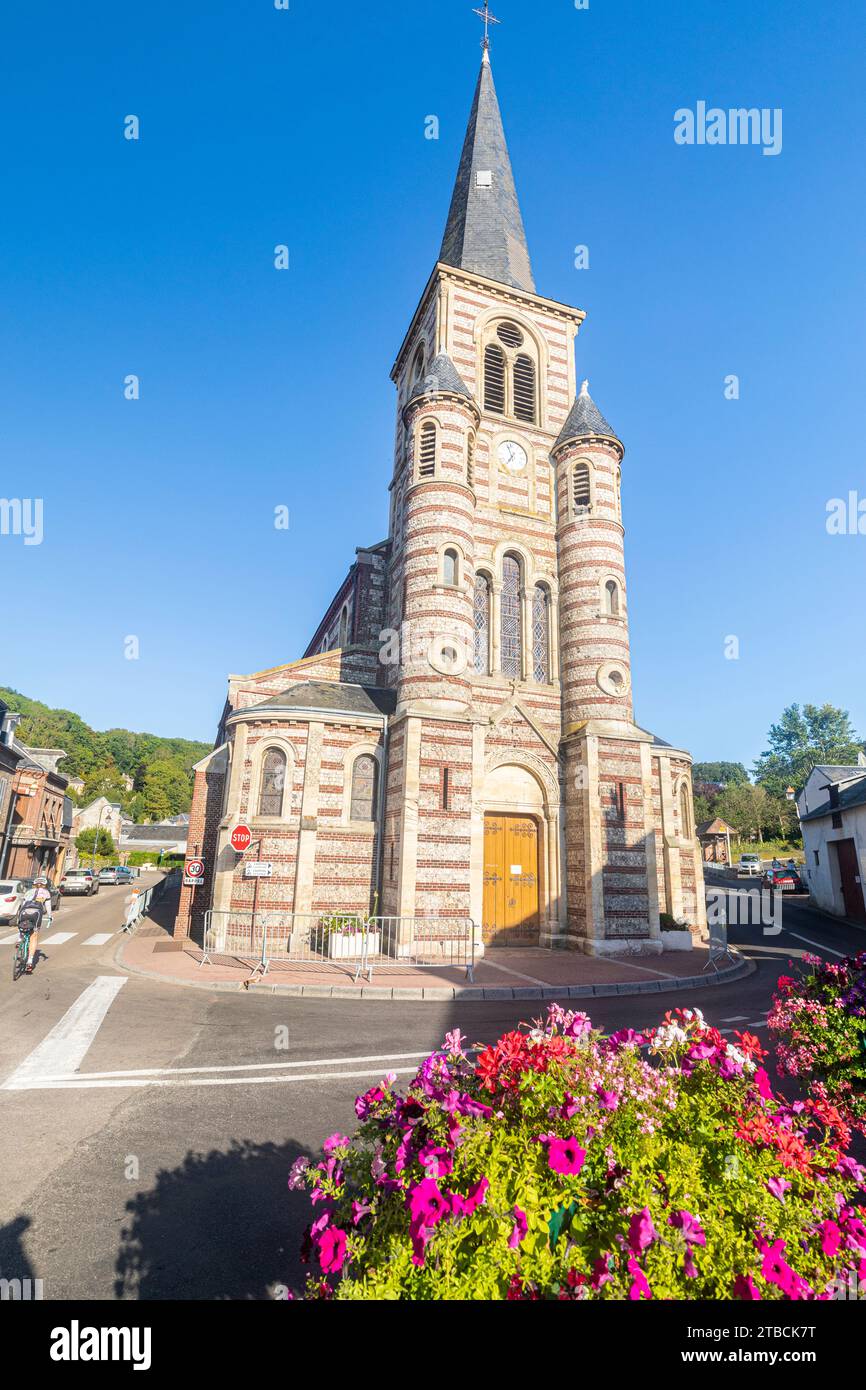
[326,932,380,961]
[660,929,693,953]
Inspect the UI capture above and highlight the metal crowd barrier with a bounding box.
[200,910,476,983]
[121,869,181,933]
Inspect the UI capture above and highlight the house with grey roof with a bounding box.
[798,763,866,922]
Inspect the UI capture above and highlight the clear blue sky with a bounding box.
[1,0,864,766]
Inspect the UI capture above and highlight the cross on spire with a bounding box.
[472,2,501,54]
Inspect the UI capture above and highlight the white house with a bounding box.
[798,766,866,923]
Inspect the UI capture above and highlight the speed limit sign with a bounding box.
[184,857,205,887]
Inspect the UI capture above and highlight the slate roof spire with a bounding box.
[554,380,622,452]
[439,57,536,294]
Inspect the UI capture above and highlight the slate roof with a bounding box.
[801,772,866,823]
[439,57,535,294]
[123,825,188,843]
[250,683,397,719]
[554,382,621,451]
[407,353,474,408]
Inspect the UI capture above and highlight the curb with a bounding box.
[115,934,755,1003]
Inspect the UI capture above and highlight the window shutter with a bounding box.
[513,354,536,423]
[484,344,506,414]
[418,421,437,477]
[573,463,591,512]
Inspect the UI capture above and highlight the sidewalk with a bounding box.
[117,919,752,1002]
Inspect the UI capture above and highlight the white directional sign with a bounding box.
[244,862,273,879]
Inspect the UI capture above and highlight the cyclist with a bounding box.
[19,875,52,974]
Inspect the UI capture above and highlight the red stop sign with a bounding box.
[230,824,252,854]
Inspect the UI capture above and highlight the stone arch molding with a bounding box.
[483,748,561,810]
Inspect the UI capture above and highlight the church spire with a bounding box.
[439,51,536,295]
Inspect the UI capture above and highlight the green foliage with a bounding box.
[75,827,116,856]
[0,686,209,821]
[754,703,864,798]
[692,762,750,787]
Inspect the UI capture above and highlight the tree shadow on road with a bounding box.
[114,1138,313,1300]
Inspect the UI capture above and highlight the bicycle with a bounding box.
[12,924,36,982]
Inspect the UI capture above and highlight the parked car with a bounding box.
[115,866,135,885]
[737,854,764,877]
[60,868,100,896]
[0,880,30,924]
[762,866,806,893]
[98,866,119,885]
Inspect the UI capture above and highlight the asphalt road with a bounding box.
[0,873,863,1300]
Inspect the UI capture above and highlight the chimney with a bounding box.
[0,712,21,747]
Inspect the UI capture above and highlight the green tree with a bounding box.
[692,762,750,787]
[75,827,116,856]
[754,703,864,797]
[142,759,192,821]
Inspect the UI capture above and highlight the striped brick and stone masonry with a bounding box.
[553,419,663,954]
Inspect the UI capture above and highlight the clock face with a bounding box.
[498,440,528,474]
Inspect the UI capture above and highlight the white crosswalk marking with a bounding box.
[2,976,127,1091]
[83,934,114,946]
[40,932,77,946]
[0,933,20,946]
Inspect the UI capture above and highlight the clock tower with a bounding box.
[377,43,706,953]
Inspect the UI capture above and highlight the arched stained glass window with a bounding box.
[473,573,491,675]
[259,748,287,817]
[532,585,550,683]
[501,554,522,680]
[350,755,379,822]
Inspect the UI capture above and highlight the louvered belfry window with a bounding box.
[513,354,536,424]
[484,344,507,414]
[259,748,287,817]
[497,321,524,349]
[473,572,491,674]
[350,755,379,822]
[501,555,523,679]
[532,585,550,683]
[573,463,591,512]
[418,421,437,477]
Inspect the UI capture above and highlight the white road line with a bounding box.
[13,1065,423,1092]
[1,976,127,1091]
[722,1015,749,1023]
[40,932,78,946]
[784,931,845,960]
[82,934,114,947]
[0,933,20,946]
[33,1049,444,1082]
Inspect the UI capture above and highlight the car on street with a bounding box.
[762,866,806,893]
[60,868,100,896]
[0,880,30,924]
[98,866,119,885]
[115,866,135,885]
[737,853,764,877]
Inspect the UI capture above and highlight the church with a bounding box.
[176,43,706,957]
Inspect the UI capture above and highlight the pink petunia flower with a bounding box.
[509,1206,528,1250]
[733,1274,762,1300]
[627,1256,652,1300]
[318,1226,347,1275]
[547,1137,587,1176]
[767,1176,791,1202]
[628,1207,659,1254]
